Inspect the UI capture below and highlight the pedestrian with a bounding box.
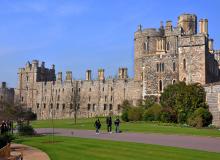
[94,119,101,134]
[106,116,112,133]
[114,117,120,133]
[1,121,6,134]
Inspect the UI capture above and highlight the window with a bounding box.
[70,103,73,109]
[157,63,159,72]
[183,77,186,82]
[109,104,113,110]
[161,63,164,72]
[159,80,163,92]
[172,80,176,84]
[26,76,29,82]
[110,96,113,102]
[173,62,176,72]
[63,88,64,92]
[93,104,95,111]
[72,88,74,92]
[57,95,60,101]
[62,104,65,110]
[104,104,107,110]
[78,88,81,92]
[21,97,24,102]
[77,104,80,110]
[105,96,107,102]
[117,105,121,111]
[50,104,53,109]
[166,42,170,51]
[36,103,40,109]
[89,96,91,102]
[57,103,59,109]
[43,103,46,109]
[103,87,104,91]
[89,88,91,92]
[0,96,3,100]
[87,104,91,111]
[144,41,148,51]
[183,59,186,70]
[111,87,113,91]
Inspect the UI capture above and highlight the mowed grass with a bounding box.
[31,117,220,137]
[16,135,220,160]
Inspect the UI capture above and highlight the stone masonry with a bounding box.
[15,13,220,126]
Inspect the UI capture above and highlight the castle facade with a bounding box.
[15,14,220,124]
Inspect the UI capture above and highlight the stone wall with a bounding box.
[204,83,220,127]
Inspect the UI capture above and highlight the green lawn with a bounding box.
[16,135,220,160]
[31,117,220,137]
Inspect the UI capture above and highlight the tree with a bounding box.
[160,82,209,124]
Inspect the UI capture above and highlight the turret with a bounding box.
[209,39,214,52]
[86,70,92,81]
[32,60,39,69]
[98,69,105,81]
[1,82,6,88]
[165,20,172,31]
[57,72,62,81]
[66,71,72,81]
[118,68,128,79]
[199,19,208,35]
[178,14,197,35]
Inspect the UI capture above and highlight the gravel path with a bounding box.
[36,128,220,153]
[11,143,50,160]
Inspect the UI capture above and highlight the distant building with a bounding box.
[0,82,14,110]
[15,13,220,126]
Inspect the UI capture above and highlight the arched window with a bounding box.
[144,41,148,51]
[172,80,176,84]
[173,62,176,72]
[159,80,163,92]
[183,59,186,70]
[167,42,170,51]
[183,77,186,82]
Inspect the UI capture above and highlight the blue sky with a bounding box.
[0,0,220,87]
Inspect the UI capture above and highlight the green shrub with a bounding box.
[187,108,213,128]
[127,107,144,121]
[18,124,35,136]
[160,107,177,123]
[143,103,162,121]
[0,133,15,148]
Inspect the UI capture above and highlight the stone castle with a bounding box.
[14,13,220,125]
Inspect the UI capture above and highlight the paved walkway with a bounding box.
[36,128,220,153]
[11,144,50,160]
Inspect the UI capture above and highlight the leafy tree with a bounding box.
[143,103,162,121]
[160,82,209,124]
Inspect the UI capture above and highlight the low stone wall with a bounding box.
[204,84,220,127]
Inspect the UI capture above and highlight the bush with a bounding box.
[143,103,162,121]
[121,100,132,122]
[127,107,144,121]
[18,124,35,136]
[187,108,213,128]
[0,133,15,148]
[160,107,177,123]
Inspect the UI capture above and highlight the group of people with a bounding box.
[0,120,13,134]
[94,116,120,134]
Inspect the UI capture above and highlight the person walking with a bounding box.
[94,119,101,134]
[114,117,120,133]
[1,121,6,134]
[106,116,112,133]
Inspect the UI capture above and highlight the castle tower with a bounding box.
[86,70,92,81]
[98,69,105,81]
[57,72,62,81]
[178,14,197,35]
[118,68,128,79]
[199,19,208,35]
[66,71,72,81]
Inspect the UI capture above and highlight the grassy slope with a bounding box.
[31,117,220,137]
[16,136,220,160]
